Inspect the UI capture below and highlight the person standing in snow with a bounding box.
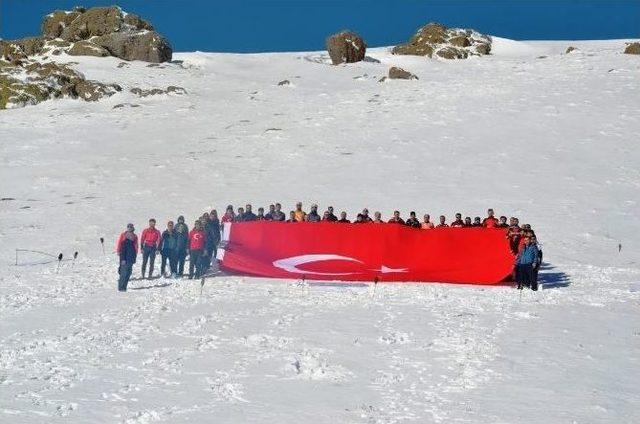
[361,208,373,223]
[235,207,245,222]
[324,206,338,222]
[498,216,509,228]
[373,211,384,223]
[175,215,189,235]
[464,216,472,227]
[482,208,499,228]
[203,211,220,268]
[406,211,421,228]
[473,217,483,227]
[256,207,266,220]
[306,204,321,222]
[175,222,189,277]
[160,221,178,277]
[451,213,465,227]
[531,235,543,284]
[294,202,307,222]
[264,204,276,220]
[422,214,435,229]
[140,218,161,279]
[388,210,405,224]
[507,217,522,254]
[338,211,350,223]
[243,204,257,221]
[188,220,206,279]
[436,215,448,228]
[117,224,138,292]
[273,203,286,221]
[287,211,297,222]
[515,236,539,290]
[221,205,235,228]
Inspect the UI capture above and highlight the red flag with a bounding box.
[218,222,515,284]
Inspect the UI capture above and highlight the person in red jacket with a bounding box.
[482,208,499,228]
[140,218,161,279]
[116,223,139,255]
[188,220,206,279]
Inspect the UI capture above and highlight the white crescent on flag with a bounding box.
[272,254,363,276]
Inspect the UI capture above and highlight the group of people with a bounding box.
[115,203,542,292]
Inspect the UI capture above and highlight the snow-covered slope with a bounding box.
[1,39,639,423]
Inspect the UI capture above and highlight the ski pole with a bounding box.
[72,251,78,267]
[56,253,63,273]
[200,277,205,296]
[100,237,105,255]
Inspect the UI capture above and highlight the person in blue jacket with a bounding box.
[516,235,540,291]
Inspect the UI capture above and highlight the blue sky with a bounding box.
[2,1,639,52]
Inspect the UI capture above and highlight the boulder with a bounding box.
[59,6,152,41]
[566,46,578,54]
[94,31,172,63]
[42,10,83,39]
[326,30,366,65]
[74,80,122,101]
[392,22,491,59]
[68,40,110,57]
[624,42,640,55]
[277,79,291,86]
[388,67,418,80]
[14,37,46,56]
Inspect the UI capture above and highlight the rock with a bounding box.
[68,40,110,57]
[449,35,471,48]
[378,76,387,83]
[1,60,121,109]
[277,79,291,86]
[14,37,46,56]
[388,67,418,80]
[59,6,152,41]
[392,22,491,59]
[566,46,578,54]
[623,42,640,55]
[74,80,122,101]
[42,10,83,39]
[436,47,469,59]
[130,86,186,97]
[94,31,172,63]
[326,30,366,65]
[166,86,186,94]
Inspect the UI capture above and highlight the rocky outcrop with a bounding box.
[326,31,366,65]
[392,22,491,59]
[93,31,172,63]
[387,67,418,80]
[130,86,186,97]
[565,46,578,54]
[10,6,172,63]
[0,60,120,109]
[67,40,110,57]
[624,42,640,55]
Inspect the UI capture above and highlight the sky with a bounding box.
[1,0,639,52]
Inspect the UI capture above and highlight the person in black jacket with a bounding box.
[118,225,137,291]
[160,221,178,277]
[338,211,350,223]
[174,223,189,277]
[405,211,421,228]
[324,206,338,222]
[243,204,258,221]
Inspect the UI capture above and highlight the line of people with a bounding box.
[115,203,541,292]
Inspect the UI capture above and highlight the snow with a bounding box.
[1,39,639,423]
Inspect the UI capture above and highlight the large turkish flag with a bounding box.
[217,222,515,284]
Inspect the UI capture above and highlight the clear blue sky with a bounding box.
[2,1,639,52]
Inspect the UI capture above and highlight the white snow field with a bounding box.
[1,38,639,423]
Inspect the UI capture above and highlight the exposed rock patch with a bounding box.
[130,86,186,97]
[0,60,120,109]
[326,31,366,65]
[68,40,110,57]
[388,67,418,80]
[566,46,578,54]
[392,22,491,59]
[624,42,640,55]
[277,79,291,86]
